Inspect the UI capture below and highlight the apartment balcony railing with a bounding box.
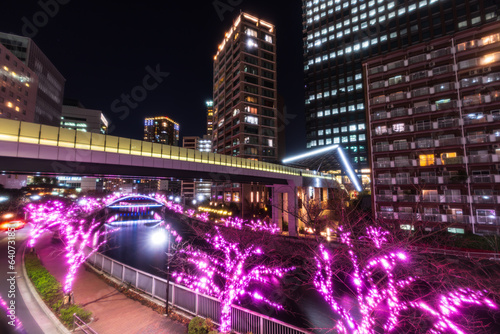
[415,123,433,131]
[421,214,443,222]
[421,195,439,203]
[472,195,500,204]
[468,155,500,164]
[395,177,411,185]
[416,139,434,149]
[466,134,499,144]
[374,144,391,152]
[476,216,500,225]
[373,111,389,120]
[369,80,386,90]
[378,212,395,219]
[413,104,433,115]
[389,92,407,102]
[463,115,493,125]
[436,119,459,129]
[397,212,415,221]
[442,156,465,165]
[470,174,500,183]
[375,178,393,185]
[436,137,463,147]
[396,195,418,203]
[392,107,409,118]
[393,142,409,151]
[371,96,386,105]
[419,176,439,184]
[435,100,459,111]
[446,215,471,224]
[375,161,391,168]
[394,159,415,167]
[442,195,470,204]
[376,195,395,202]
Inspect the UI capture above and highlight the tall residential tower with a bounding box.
[212,13,280,162]
[144,116,180,146]
[302,0,498,172]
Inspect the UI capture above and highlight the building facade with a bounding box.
[365,22,500,234]
[206,100,214,137]
[144,116,180,146]
[62,100,108,134]
[0,33,65,126]
[212,13,280,162]
[0,43,38,122]
[182,135,213,202]
[302,0,498,172]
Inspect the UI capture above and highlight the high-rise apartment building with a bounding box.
[0,32,65,126]
[206,100,214,137]
[302,0,498,171]
[144,116,180,146]
[0,43,38,122]
[182,135,213,202]
[365,22,500,234]
[183,135,213,152]
[213,13,280,162]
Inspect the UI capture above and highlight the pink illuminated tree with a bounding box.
[59,218,114,302]
[314,225,498,334]
[173,226,295,333]
[25,201,75,250]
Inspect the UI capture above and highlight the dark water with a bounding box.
[100,208,500,333]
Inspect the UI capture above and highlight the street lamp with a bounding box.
[151,228,172,315]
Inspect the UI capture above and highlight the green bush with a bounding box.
[60,305,92,327]
[188,317,215,334]
[25,253,92,328]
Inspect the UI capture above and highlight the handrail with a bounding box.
[85,247,311,334]
[72,313,98,334]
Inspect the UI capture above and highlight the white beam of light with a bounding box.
[337,147,363,192]
[282,145,339,163]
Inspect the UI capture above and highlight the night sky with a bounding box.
[0,0,306,157]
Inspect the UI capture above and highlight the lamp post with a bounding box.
[165,233,171,315]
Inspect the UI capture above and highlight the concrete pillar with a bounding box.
[270,182,298,236]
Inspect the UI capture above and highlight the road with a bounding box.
[0,228,42,334]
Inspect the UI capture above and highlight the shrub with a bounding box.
[25,253,92,328]
[188,317,215,334]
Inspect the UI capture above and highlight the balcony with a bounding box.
[419,176,439,184]
[476,216,500,225]
[397,212,415,221]
[396,195,418,203]
[412,87,430,98]
[446,215,471,224]
[393,142,409,151]
[421,195,439,203]
[394,159,415,167]
[472,195,500,204]
[470,175,500,183]
[374,144,391,152]
[415,122,433,131]
[389,92,407,102]
[441,195,470,204]
[442,156,464,165]
[421,214,443,222]
[375,161,391,168]
[392,108,409,118]
[369,81,385,90]
[373,111,389,120]
[375,178,393,185]
[436,119,459,129]
[435,100,458,111]
[378,212,395,219]
[413,105,433,115]
[395,177,411,185]
[411,70,429,81]
[468,155,500,164]
[466,134,498,144]
[416,139,434,149]
[376,195,394,202]
[371,96,387,105]
[437,137,463,147]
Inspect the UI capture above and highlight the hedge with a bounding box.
[25,253,92,327]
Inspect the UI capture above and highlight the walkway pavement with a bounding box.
[31,233,187,334]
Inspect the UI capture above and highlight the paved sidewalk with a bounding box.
[33,233,187,334]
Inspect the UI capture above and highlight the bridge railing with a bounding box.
[84,247,311,334]
[0,119,338,182]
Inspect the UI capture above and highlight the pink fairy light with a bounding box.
[314,226,497,334]
[173,227,294,333]
[187,209,195,217]
[221,217,244,229]
[196,212,210,222]
[247,220,281,234]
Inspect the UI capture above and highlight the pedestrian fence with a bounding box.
[84,247,311,334]
[72,313,98,334]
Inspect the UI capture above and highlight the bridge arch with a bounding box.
[106,194,165,208]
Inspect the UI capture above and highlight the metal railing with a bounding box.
[85,248,310,334]
[73,313,98,334]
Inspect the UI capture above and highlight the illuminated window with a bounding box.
[419,154,435,166]
[245,116,258,125]
[440,152,457,164]
[264,34,273,43]
[246,28,257,37]
[244,106,258,114]
[392,123,405,132]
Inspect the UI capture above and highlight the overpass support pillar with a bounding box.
[271,181,298,237]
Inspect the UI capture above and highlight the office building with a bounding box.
[0,32,65,126]
[213,12,280,162]
[0,43,38,122]
[302,0,498,172]
[144,116,180,146]
[62,100,109,134]
[365,22,500,234]
[206,100,214,137]
[182,135,213,202]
